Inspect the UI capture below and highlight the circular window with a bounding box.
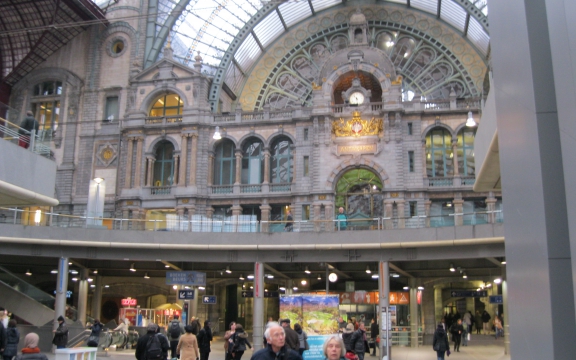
[106,36,127,57]
[111,40,124,54]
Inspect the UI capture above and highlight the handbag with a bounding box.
[433,344,439,351]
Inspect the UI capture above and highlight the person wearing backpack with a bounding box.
[136,323,169,360]
[229,324,251,360]
[168,316,185,359]
[196,321,212,360]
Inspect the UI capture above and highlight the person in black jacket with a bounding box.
[369,319,379,356]
[87,319,103,347]
[135,323,169,360]
[280,319,299,352]
[450,319,464,352]
[14,333,48,360]
[52,316,68,349]
[432,324,450,360]
[229,323,251,360]
[197,320,212,360]
[250,323,301,360]
[349,323,367,360]
[0,320,6,358]
[4,319,20,360]
[18,111,39,149]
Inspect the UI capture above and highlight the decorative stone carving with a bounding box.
[332,111,383,137]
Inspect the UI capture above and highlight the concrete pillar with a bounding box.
[313,204,321,232]
[134,138,143,188]
[434,286,443,325]
[409,278,418,347]
[502,271,510,355]
[54,258,69,325]
[235,150,242,185]
[125,138,134,188]
[263,148,270,184]
[397,200,405,229]
[324,203,334,232]
[77,269,89,326]
[207,153,214,185]
[452,138,459,176]
[260,204,271,233]
[205,206,214,218]
[253,262,265,350]
[191,287,198,318]
[378,261,390,359]
[147,157,155,187]
[453,199,464,226]
[92,275,102,320]
[180,135,188,186]
[384,200,394,229]
[190,135,198,186]
[424,200,431,228]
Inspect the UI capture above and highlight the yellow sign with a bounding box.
[338,144,377,154]
[332,111,383,137]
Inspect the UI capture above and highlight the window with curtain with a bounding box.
[153,141,175,187]
[149,93,183,117]
[425,128,453,177]
[270,136,293,183]
[457,128,476,176]
[241,138,264,184]
[214,139,236,185]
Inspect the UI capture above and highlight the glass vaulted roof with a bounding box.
[157,0,488,74]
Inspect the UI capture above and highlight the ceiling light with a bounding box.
[501,260,507,265]
[279,287,286,291]
[239,274,245,280]
[304,266,311,274]
[93,269,98,274]
[486,283,492,287]
[265,289,268,292]
[165,265,170,268]
[477,287,481,291]
[329,273,338,282]
[87,278,93,282]
[249,286,253,289]
[90,284,95,288]
[247,274,254,279]
[466,111,477,127]
[68,262,72,265]
[494,278,502,284]
[391,273,400,278]
[293,286,298,291]
[173,285,178,290]
[267,274,274,279]
[199,286,205,290]
[365,266,371,274]
[449,264,455,272]
[403,286,409,290]
[69,270,78,275]
[25,269,32,276]
[317,274,322,280]
[225,266,232,274]
[371,274,379,279]
[417,286,424,290]
[104,285,110,288]
[93,177,104,184]
[301,280,307,285]
[129,263,136,272]
[184,286,190,289]
[71,277,78,282]
[462,272,468,279]
[144,273,150,279]
[213,126,222,140]
[51,270,58,274]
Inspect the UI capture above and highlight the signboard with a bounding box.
[166,271,206,286]
[241,291,279,298]
[178,290,195,300]
[338,291,409,304]
[451,290,488,298]
[337,144,377,155]
[489,295,503,304]
[121,298,137,306]
[202,295,217,304]
[345,281,355,292]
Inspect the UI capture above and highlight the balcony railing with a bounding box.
[211,185,233,194]
[0,118,52,158]
[0,207,503,233]
[270,183,291,192]
[240,184,261,193]
[145,115,183,125]
[151,186,171,195]
[427,177,454,187]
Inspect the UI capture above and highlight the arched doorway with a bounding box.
[335,168,383,226]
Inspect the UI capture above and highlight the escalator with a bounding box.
[67,329,139,351]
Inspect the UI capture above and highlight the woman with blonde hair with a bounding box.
[177,324,199,360]
[322,335,346,360]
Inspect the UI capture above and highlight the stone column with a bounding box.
[134,138,144,188]
[207,152,214,186]
[77,269,89,326]
[424,200,431,228]
[205,206,214,218]
[54,258,69,327]
[378,261,390,359]
[324,203,334,232]
[397,199,406,229]
[253,262,265,350]
[146,157,155,187]
[452,138,460,176]
[235,149,242,184]
[409,278,418,347]
[179,134,188,186]
[384,200,394,229]
[486,193,497,224]
[422,139,428,180]
[260,204,271,233]
[313,204,322,232]
[434,286,443,325]
[122,209,130,230]
[263,148,270,184]
[190,134,198,185]
[92,275,102,320]
[453,199,464,226]
[125,138,134,188]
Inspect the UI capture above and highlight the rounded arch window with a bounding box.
[425,128,453,177]
[457,128,476,176]
[31,80,63,141]
[149,93,183,117]
[214,139,236,186]
[153,141,175,187]
[241,138,264,184]
[106,36,127,57]
[270,136,293,184]
[335,168,383,220]
[111,40,124,54]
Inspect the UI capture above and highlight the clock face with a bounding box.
[349,91,365,105]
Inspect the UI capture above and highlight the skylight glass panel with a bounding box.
[467,17,489,55]
[440,0,467,32]
[411,0,438,15]
[234,33,262,73]
[386,0,408,4]
[253,11,284,48]
[467,0,488,16]
[278,1,313,28]
[225,62,245,93]
[311,0,341,13]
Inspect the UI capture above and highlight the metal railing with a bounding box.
[0,117,52,158]
[0,206,503,233]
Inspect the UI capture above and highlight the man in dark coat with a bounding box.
[280,319,299,352]
[369,319,379,356]
[0,319,6,356]
[197,320,213,360]
[432,324,450,360]
[349,322,367,360]
[18,111,39,149]
[135,323,169,360]
[450,319,464,352]
[52,316,68,349]
[250,323,301,360]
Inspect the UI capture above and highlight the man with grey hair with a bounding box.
[250,322,301,360]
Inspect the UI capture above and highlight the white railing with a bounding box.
[0,118,52,158]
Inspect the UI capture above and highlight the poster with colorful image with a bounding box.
[280,295,303,325]
[302,295,340,335]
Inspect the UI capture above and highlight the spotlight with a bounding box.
[165,264,170,268]
[173,285,178,290]
[449,264,455,272]
[69,270,78,275]
[51,270,58,274]
[247,274,254,279]
[365,266,371,274]
[25,269,32,276]
[144,273,150,279]
[93,269,98,274]
[391,273,400,278]
[403,286,409,290]
[279,287,286,291]
[466,111,477,127]
[371,274,379,279]
[129,263,136,272]
[239,274,245,280]
[462,272,468,279]
[68,262,72,265]
[301,280,307,285]
[213,126,222,140]
[71,277,78,282]
[226,266,232,274]
[417,286,424,290]
[87,278,93,282]
[317,274,322,280]
[104,285,110,288]
[267,274,274,279]
[293,286,298,291]
[494,278,502,284]
[90,284,96,288]
[304,266,311,274]
[501,261,507,265]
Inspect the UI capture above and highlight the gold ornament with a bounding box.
[332,111,383,137]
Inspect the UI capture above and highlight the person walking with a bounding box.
[135,323,169,360]
[168,315,185,359]
[293,323,307,357]
[197,320,212,360]
[450,319,464,352]
[369,319,378,356]
[349,322,367,360]
[87,319,103,347]
[432,324,450,360]
[342,324,354,352]
[481,311,491,335]
[280,319,299,352]
[284,210,293,232]
[224,322,236,360]
[52,316,68,349]
[4,320,19,360]
[493,315,503,339]
[474,311,482,335]
[14,333,48,360]
[176,325,199,360]
[229,323,251,360]
[18,111,39,149]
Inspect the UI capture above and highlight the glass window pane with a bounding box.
[165,94,179,107]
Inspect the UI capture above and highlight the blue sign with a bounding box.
[241,291,279,298]
[202,295,217,304]
[303,335,331,360]
[166,271,206,286]
[178,290,195,300]
[489,295,503,304]
[450,290,487,298]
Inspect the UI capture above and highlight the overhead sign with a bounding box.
[166,271,206,286]
[338,291,409,305]
[202,295,217,304]
[451,290,488,298]
[489,295,503,304]
[178,290,195,300]
[121,298,137,306]
[241,291,279,298]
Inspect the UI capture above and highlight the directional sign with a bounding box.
[241,291,279,298]
[166,271,206,286]
[202,295,217,304]
[489,295,503,304]
[450,290,487,298]
[178,290,195,300]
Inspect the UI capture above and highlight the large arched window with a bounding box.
[153,141,175,187]
[241,138,263,184]
[149,93,183,117]
[425,128,453,177]
[31,80,62,140]
[457,128,475,176]
[214,139,236,185]
[270,136,293,183]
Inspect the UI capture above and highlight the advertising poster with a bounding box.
[302,295,340,360]
[280,295,303,325]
